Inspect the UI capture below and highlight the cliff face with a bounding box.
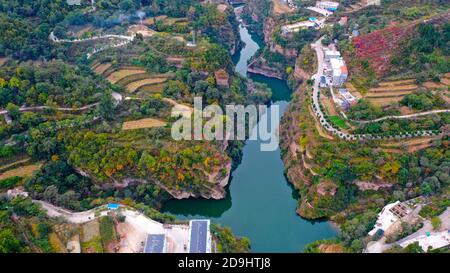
[75,159,232,200]
[243,0,272,36]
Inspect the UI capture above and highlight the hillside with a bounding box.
[351,11,450,78]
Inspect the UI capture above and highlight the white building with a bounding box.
[339,88,357,109]
[316,1,340,11]
[330,58,348,87]
[282,21,316,33]
[368,201,412,236]
[324,49,341,61]
[365,0,381,6]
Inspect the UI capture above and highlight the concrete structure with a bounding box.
[330,57,348,87]
[324,49,341,61]
[67,0,81,5]
[144,234,166,253]
[365,0,381,6]
[6,187,29,199]
[399,231,450,251]
[316,1,339,11]
[188,220,212,253]
[281,21,316,33]
[338,88,357,109]
[368,201,412,236]
[339,17,348,26]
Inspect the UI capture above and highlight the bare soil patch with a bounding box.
[126,78,168,92]
[0,163,42,180]
[107,69,146,84]
[122,118,167,130]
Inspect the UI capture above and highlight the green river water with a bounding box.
[162,16,337,252]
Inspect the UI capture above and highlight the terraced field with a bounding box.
[135,83,166,95]
[92,62,112,75]
[122,118,167,130]
[0,162,42,180]
[126,77,168,93]
[106,68,147,84]
[365,80,418,106]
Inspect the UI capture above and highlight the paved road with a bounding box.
[1,91,122,117]
[366,207,450,253]
[0,103,99,116]
[351,109,450,124]
[396,207,450,245]
[309,38,443,141]
[33,200,105,224]
[311,38,355,140]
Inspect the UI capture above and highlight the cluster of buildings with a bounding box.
[144,219,212,253]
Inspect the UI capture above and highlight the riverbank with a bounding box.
[162,9,337,252]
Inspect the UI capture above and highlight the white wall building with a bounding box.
[365,0,381,6]
[316,1,340,11]
[330,58,348,87]
[324,49,341,62]
[282,21,316,33]
[368,201,401,236]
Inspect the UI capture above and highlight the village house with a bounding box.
[368,201,412,237]
[316,1,340,12]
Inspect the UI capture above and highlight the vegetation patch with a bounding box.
[329,116,349,130]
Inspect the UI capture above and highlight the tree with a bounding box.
[0,229,21,253]
[43,185,59,204]
[98,91,114,120]
[203,45,230,71]
[6,102,20,120]
[431,217,442,230]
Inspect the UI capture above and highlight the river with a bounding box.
[162,11,337,252]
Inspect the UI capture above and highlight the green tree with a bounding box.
[6,102,20,120]
[431,217,442,230]
[0,229,21,253]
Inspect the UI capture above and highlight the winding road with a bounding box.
[310,38,445,141]
[351,109,450,124]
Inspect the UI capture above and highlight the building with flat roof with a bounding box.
[368,201,412,237]
[365,0,381,6]
[338,88,357,109]
[188,220,212,253]
[144,234,166,253]
[281,21,316,33]
[316,1,339,11]
[324,49,341,61]
[330,58,348,87]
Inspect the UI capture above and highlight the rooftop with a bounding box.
[188,220,210,253]
[144,234,166,253]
